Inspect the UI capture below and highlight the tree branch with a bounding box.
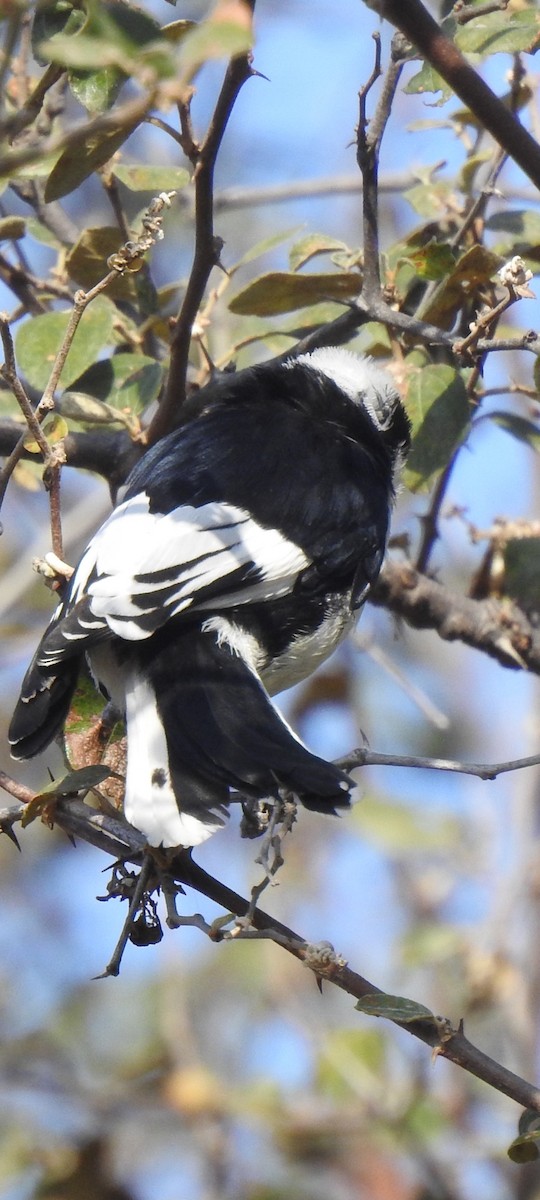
[371,559,540,672]
[365,0,540,190]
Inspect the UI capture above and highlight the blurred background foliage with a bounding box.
[1,0,540,1197]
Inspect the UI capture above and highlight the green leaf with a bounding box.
[502,537,540,621]
[32,0,86,66]
[353,793,459,853]
[231,226,302,271]
[40,30,128,70]
[178,18,253,73]
[0,215,26,241]
[162,20,197,43]
[289,233,348,272]
[508,1131,540,1164]
[404,61,452,103]
[229,271,362,316]
[68,65,125,114]
[489,411,540,451]
[404,365,471,492]
[21,764,116,827]
[456,9,540,57]
[353,321,393,355]
[65,673,106,736]
[113,163,190,192]
[26,215,62,248]
[14,298,114,392]
[459,149,492,194]
[69,353,164,417]
[403,178,453,219]
[356,994,436,1025]
[23,413,68,454]
[38,764,115,797]
[421,245,501,327]
[44,114,144,202]
[6,149,63,183]
[57,391,124,426]
[405,239,456,281]
[485,209,540,265]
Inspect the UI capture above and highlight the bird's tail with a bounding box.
[9,640,80,760]
[9,597,110,761]
[123,625,354,849]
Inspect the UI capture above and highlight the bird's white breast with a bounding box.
[262,601,357,695]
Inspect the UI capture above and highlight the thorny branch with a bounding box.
[0,785,539,1113]
[370,559,540,672]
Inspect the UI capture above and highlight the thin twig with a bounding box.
[453,0,509,24]
[414,145,507,325]
[357,33,383,298]
[414,446,462,574]
[358,33,406,302]
[336,747,540,781]
[98,852,154,978]
[144,113,186,147]
[149,12,256,444]
[0,317,52,460]
[0,89,155,181]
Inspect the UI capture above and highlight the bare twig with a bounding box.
[357,33,406,302]
[453,0,509,24]
[0,89,155,182]
[0,64,65,141]
[336,747,540,781]
[6,793,533,1113]
[414,446,462,574]
[98,852,155,978]
[0,317,52,461]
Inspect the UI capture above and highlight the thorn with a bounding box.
[1,823,21,851]
[494,636,527,668]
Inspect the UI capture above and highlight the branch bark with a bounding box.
[371,559,540,672]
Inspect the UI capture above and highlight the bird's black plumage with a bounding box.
[9,348,410,848]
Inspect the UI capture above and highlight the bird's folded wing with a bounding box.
[67,495,310,641]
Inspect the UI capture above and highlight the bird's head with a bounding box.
[289,346,411,481]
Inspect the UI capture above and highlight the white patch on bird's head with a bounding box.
[291,347,400,434]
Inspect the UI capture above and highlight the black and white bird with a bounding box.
[9,348,410,849]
